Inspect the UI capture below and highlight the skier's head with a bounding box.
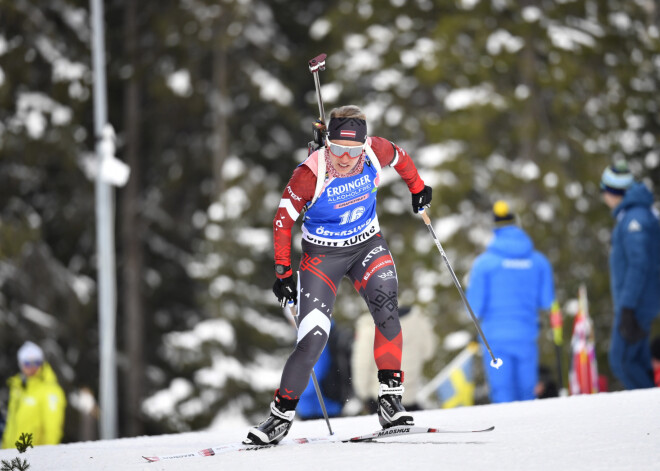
[326,105,367,175]
[327,105,367,144]
[17,341,44,377]
[492,200,516,226]
[600,161,634,196]
[600,160,634,209]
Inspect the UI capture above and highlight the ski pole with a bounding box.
[308,53,327,123]
[419,209,503,369]
[285,301,334,435]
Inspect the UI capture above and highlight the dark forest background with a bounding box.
[0,0,658,441]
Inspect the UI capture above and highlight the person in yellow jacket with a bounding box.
[1,341,66,448]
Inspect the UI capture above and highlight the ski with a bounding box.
[343,424,495,442]
[142,436,338,462]
[142,424,494,462]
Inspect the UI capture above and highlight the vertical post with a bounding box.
[91,0,117,440]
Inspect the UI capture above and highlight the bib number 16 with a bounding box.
[339,206,365,225]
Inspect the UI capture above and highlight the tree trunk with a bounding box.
[211,23,229,199]
[120,0,144,437]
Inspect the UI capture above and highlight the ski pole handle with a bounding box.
[420,208,432,227]
[286,301,299,329]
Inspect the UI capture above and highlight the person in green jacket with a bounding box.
[1,341,66,448]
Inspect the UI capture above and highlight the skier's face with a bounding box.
[20,360,42,377]
[327,139,364,175]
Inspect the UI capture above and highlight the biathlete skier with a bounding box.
[247,105,432,445]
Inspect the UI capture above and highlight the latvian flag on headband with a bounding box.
[340,130,357,138]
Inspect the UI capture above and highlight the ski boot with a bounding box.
[377,369,414,429]
[246,390,298,445]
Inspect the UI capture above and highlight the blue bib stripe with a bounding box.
[302,157,380,247]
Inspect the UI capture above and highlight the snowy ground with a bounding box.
[1,388,658,471]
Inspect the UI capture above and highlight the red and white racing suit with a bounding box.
[273,136,426,399]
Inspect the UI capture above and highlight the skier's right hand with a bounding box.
[273,275,297,308]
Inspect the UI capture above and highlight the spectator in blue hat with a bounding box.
[466,201,555,403]
[600,161,660,390]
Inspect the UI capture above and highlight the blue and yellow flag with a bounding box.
[436,342,479,408]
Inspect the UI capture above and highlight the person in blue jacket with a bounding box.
[600,161,660,389]
[466,201,555,403]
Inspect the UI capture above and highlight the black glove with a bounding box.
[273,275,297,308]
[412,185,432,213]
[618,308,646,343]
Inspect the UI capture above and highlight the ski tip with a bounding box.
[427,425,494,433]
[472,425,495,432]
[343,437,372,443]
[142,456,159,463]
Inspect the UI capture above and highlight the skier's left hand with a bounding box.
[618,308,646,343]
[412,185,432,213]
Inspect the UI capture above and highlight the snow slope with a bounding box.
[1,388,658,471]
